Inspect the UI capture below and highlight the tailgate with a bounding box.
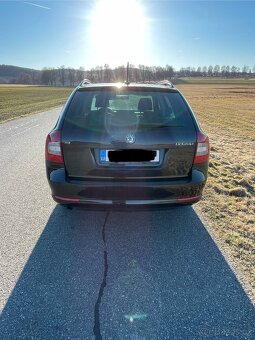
[62,126,196,179]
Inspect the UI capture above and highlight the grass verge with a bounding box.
[178,83,255,301]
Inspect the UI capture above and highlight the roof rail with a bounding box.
[79,79,91,86]
[157,80,174,88]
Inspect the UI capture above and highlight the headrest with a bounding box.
[95,94,109,108]
[138,97,153,111]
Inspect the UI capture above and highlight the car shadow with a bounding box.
[0,206,254,339]
[100,207,255,339]
[0,206,107,339]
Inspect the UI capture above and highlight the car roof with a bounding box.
[76,81,179,92]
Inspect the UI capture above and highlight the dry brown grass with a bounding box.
[178,84,255,300]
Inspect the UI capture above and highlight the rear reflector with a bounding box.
[45,130,64,163]
[54,195,80,202]
[177,195,201,202]
[194,131,209,164]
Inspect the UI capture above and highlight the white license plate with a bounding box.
[99,150,160,162]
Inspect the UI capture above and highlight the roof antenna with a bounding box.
[125,62,130,85]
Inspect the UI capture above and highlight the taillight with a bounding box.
[177,195,201,202]
[45,130,64,163]
[54,195,80,202]
[194,131,209,164]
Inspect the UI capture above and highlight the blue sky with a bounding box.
[0,0,254,70]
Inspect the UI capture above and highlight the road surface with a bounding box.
[0,108,254,339]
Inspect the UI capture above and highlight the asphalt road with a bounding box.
[0,108,254,339]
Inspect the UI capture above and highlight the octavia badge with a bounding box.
[126,134,135,144]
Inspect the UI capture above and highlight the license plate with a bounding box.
[99,150,160,163]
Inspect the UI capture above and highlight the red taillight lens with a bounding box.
[54,195,80,202]
[194,131,209,164]
[177,195,201,202]
[45,130,64,163]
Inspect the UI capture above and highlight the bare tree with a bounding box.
[17,73,32,84]
[104,64,112,82]
[76,67,85,83]
[35,62,255,87]
[231,66,237,77]
[242,65,250,77]
[208,65,213,76]
[41,68,52,85]
[58,66,67,86]
[225,66,230,77]
[67,68,76,86]
[165,64,174,79]
[202,66,207,76]
[214,65,220,77]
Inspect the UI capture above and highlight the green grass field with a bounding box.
[0,85,73,123]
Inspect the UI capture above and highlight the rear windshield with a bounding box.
[63,88,194,133]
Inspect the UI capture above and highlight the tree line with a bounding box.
[3,63,255,85]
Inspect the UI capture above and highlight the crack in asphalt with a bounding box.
[93,211,110,340]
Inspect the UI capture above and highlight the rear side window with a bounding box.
[63,88,194,132]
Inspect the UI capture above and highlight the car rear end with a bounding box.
[45,83,209,208]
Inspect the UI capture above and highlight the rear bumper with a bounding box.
[48,168,206,208]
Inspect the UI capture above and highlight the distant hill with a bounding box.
[0,65,41,84]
